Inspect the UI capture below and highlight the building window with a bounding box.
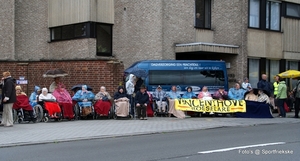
[195,0,211,29]
[249,0,260,28]
[50,22,89,41]
[96,24,112,56]
[284,2,300,18]
[248,0,281,31]
[269,60,279,80]
[248,59,260,88]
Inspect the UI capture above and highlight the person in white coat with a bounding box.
[126,74,136,115]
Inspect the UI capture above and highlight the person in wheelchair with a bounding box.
[94,86,112,117]
[72,85,95,116]
[52,84,74,119]
[29,86,41,108]
[13,86,36,122]
[114,86,130,117]
[39,88,61,118]
[152,85,168,113]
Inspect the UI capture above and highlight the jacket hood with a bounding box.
[129,74,135,83]
[34,86,41,93]
[279,81,286,84]
[118,86,124,92]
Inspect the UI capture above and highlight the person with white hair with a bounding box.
[94,86,112,116]
[39,88,56,101]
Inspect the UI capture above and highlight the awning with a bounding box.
[175,42,239,54]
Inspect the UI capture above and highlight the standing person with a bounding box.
[49,77,64,93]
[273,75,280,116]
[126,74,136,116]
[242,77,252,91]
[276,77,287,118]
[292,79,300,118]
[135,85,149,120]
[0,72,16,127]
[257,74,273,97]
[134,77,144,93]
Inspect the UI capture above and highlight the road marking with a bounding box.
[198,142,286,154]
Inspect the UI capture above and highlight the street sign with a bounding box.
[16,80,28,85]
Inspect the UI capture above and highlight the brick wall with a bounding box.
[0,60,124,96]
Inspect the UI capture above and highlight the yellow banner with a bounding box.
[175,99,246,113]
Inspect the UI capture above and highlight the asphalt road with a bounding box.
[0,123,299,161]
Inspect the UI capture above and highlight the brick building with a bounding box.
[1,0,300,93]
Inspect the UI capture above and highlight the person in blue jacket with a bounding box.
[72,85,95,116]
[167,85,181,99]
[228,83,246,100]
[29,86,41,108]
[182,86,196,99]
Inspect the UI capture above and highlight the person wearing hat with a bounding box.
[0,71,16,127]
[134,85,149,120]
[152,85,167,112]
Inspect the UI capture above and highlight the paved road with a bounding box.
[0,123,299,161]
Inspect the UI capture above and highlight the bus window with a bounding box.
[149,71,183,85]
[149,70,225,86]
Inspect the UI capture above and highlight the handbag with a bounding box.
[102,96,109,101]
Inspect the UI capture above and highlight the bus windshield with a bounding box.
[149,70,225,86]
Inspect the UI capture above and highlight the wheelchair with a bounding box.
[152,98,169,117]
[112,99,132,119]
[73,101,95,120]
[13,108,38,124]
[37,100,63,122]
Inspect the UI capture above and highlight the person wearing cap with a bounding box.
[29,86,41,108]
[134,85,149,120]
[0,71,16,127]
[213,87,228,100]
[152,85,167,112]
[242,77,252,91]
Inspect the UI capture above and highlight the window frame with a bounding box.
[96,23,113,57]
[282,2,300,19]
[248,0,281,32]
[194,0,212,29]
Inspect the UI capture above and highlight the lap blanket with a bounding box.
[235,101,273,118]
[59,102,74,119]
[115,98,129,117]
[94,100,111,116]
[13,95,33,111]
[44,102,61,116]
[53,89,72,103]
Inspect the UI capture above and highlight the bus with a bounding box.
[124,60,228,94]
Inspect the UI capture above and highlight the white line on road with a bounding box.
[198,142,286,154]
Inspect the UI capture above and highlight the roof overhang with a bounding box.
[175,42,239,54]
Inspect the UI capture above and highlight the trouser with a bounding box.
[1,103,13,126]
[277,99,286,117]
[129,95,135,115]
[156,101,167,112]
[294,98,300,117]
[136,105,146,118]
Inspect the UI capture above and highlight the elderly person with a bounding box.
[152,85,167,113]
[135,85,149,120]
[52,83,73,119]
[126,74,136,116]
[245,88,258,101]
[182,86,196,99]
[114,86,130,117]
[29,86,41,108]
[13,86,36,122]
[213,87,228,100]
[228,83,246,100]
[49,77,65,93]
[198,86,213,100]
[257,89,270,104]
[94,86,112,117]
[39,88,61,118]
[0,71,16,127]
[242,77,252,91]
[167,85,185,119]
[72,85,95,116]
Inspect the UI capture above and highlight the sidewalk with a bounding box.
[0,113,299,148]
